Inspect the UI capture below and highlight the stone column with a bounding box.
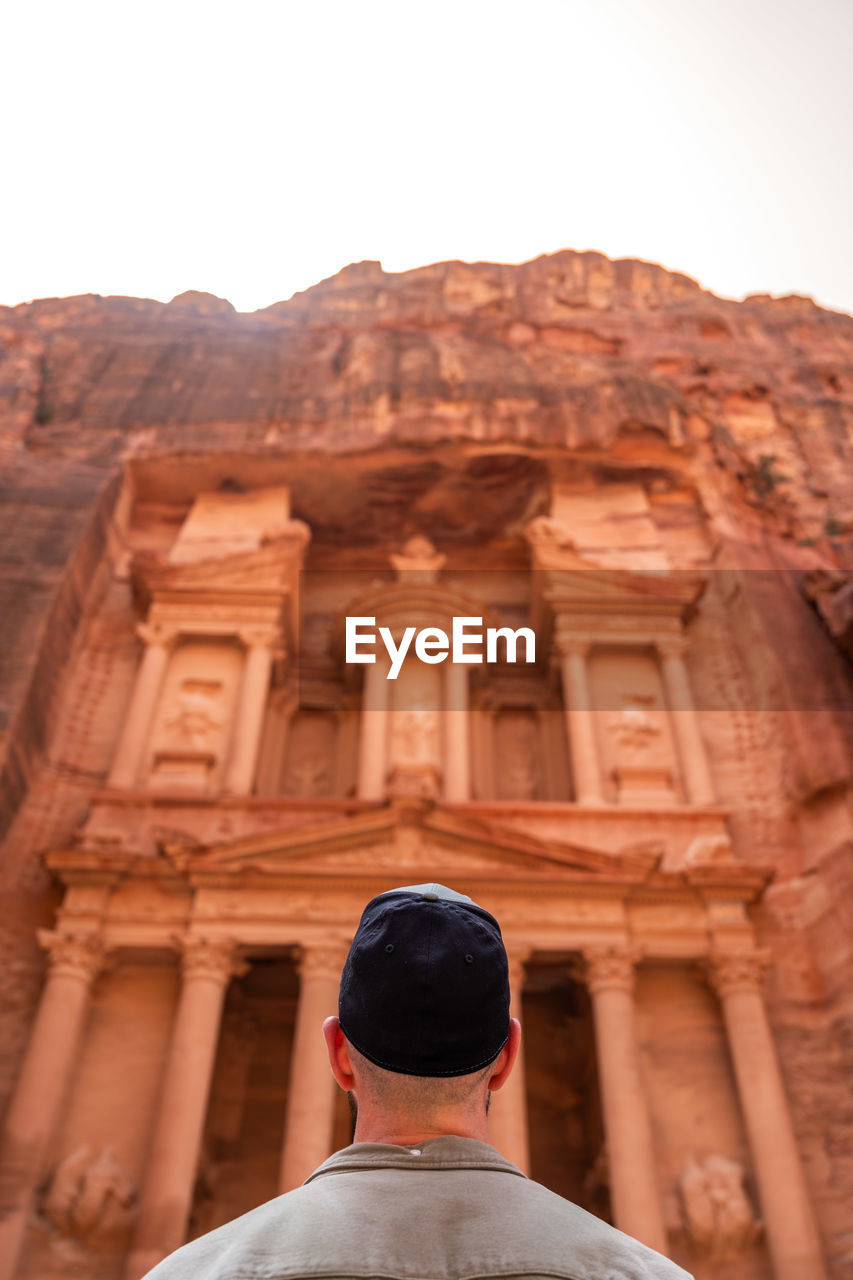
[125,938,245,1280]
[108,623,174,789]
[584,945,668,1254]
[225,630,276,795]
[357,656,390,800]
[709,951,828,1280]
[557,637,604,804]
[488,952,530,1174]
[279,945,344,1192]
[443,660,470,802]
[658,637,715,805]
[0,931,107,1280]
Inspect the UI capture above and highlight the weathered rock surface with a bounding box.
[1,250,852,1280]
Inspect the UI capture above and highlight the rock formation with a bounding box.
[0,250,851,1280]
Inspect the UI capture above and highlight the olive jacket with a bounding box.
[144,1137,693,1280]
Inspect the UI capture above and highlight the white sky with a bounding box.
[3,0,852,314]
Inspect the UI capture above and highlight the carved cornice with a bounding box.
[582,943,643,994]
[179,936,248,985]
[707,949,772,999]
[37,930,109,984]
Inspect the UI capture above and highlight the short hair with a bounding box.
[346,1039,497,1111]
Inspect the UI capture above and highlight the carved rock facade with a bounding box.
[0,251,852,1280]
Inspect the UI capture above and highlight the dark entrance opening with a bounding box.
[523,957,611,1224]
[190,954,297,1237]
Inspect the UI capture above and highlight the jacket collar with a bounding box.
[305,1136,527,1182]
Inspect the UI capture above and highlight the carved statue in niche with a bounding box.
[281,710,336,797]
[605,691,675,803]
[163,679,224,749]
[390,535,446,582]
[606,695,662,758]
[387,708,442,799]
[678,1154,762,1261]
[41,1146,135,1242]
[495,710,542,800]
[285,756,331,797]
[391,708,440,765]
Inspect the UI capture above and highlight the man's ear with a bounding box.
[486,1017,521,1093]
[323,1016,355,1092]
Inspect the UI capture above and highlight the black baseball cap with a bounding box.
[339,883,510,1078]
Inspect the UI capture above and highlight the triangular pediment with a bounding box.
[179,803,659,884]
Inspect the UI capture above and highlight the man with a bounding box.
[145,883,692,1279]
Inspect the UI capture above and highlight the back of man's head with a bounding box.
[339,882,511,1078]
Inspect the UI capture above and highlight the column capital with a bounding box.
[657,634,688,661]
[136,621,178,647]
[178,936,248,985]
[505,947,533,991]
[238,626,279,651]
[582,943,643,994]
[36,930,109,983]
[708,948,772,999]
[554,630,594,660]
[295,943,347,983]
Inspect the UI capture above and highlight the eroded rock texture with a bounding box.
[0,250,852,1280]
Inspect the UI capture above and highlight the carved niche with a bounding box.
[387,657,443,799]
[281,710,338,797]
[146,641,243,792]
[588,649,679,804]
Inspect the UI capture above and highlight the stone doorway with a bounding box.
[523,958,610,1223]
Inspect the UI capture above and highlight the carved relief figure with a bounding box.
[147,643,243,790]
[285,756,331,797]
[494,710,542,800]
[391,709,440,765]
[606,695,662,759]
[281,710,337,797]
[41,1146,136,1241]
[678,1154,762,1261]
[164,680,224,749]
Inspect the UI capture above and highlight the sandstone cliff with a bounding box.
[1,250,853,1279]
[3,250,852,842]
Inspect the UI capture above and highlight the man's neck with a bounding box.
[352,1110,491,1147]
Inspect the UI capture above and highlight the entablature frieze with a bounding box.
[144,601,285,643]
[49,798,768,966]
[56,875,761,967]
[551,615,687,656]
